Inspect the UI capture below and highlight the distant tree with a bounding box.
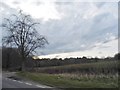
[82,56,87,59]
[2,10,48,71]
[2,47,22,70]
[94,57,99,62]
[114,53,120,60]
[2,47,12,69]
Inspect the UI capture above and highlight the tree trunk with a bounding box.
[21,61,25,71]
[21,54,26,71]
[6,53,10,69]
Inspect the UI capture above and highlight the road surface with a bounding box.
[2,77,40,88]
[2,71,54,89]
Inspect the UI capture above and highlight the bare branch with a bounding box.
[2,10,48,60]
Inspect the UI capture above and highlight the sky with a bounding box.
[0,0,119,58]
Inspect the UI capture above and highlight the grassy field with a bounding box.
[33,60,118,74]
[17,72,118,88]
[16,60,119,88]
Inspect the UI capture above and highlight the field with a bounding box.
[17,60,119,88]
[31,60,118,74]
[17,72,118,88]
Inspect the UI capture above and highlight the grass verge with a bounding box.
[16,71,118,88]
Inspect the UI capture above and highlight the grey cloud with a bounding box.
[12,1,20,5]
[55,2,74,5]
[1,2,118,56]
[0,2,20,35]
[94,2,106,8]
[32,0,43,6]
[37,2,117,55]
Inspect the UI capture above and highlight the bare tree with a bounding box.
[2,10,48,71]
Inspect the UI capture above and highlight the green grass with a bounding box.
[16,72,118,88]
[16,60,119,88]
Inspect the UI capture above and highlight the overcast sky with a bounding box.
[0,0,119,58]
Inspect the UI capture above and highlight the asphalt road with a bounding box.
[2,72,54,89]
[0,73,2,90]
[2,77,39,88]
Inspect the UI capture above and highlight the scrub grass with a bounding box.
[16,72,118,88]
[16,60,119,88]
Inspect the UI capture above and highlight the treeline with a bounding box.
[1,47,120,71]
[2,47,34,70]
[34,57,112,67]
[30,52,119,68]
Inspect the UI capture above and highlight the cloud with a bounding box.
[0,2,19,46]
[0,1,118,57]
[12,1,20,5]
[37,2,118,55]
[37,38,118,59]
[1,0,63,21]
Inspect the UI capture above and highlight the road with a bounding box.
[0,73,2,90]
[2,77,39,88]
[2,71,54,89]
